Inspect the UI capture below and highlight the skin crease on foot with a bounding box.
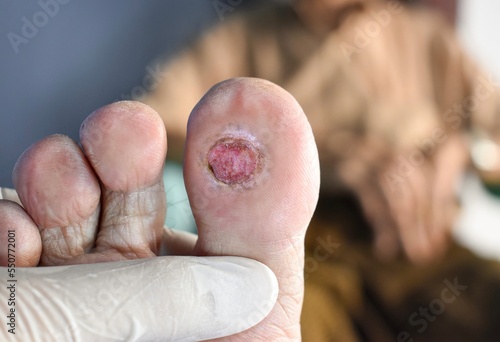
[0,78,320,341]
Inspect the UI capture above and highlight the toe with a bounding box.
[12,135,101,265]
[184,78,320,340]
[0,200,42,267]
[80,101,167,259]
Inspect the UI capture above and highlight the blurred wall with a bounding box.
[454,0,500,261]
[2,1,499,188]
[458,0,500,80]
[0,1,223,187]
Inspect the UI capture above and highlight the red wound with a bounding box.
[208,139,259,184]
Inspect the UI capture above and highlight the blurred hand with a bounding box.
[339,133,468,264]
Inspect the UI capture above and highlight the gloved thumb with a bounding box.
[1,256,278,341]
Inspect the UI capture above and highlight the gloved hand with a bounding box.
[0,249,277,341]
[0,187,278,341]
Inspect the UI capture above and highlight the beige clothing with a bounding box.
[145,1,499,188]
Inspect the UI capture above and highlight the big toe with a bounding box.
[184,78,320,340]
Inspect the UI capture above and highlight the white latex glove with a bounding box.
[0,255,277,341]
[0,189,278,341]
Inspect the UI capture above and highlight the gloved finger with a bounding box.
[0,256,278,342]
[0,187,22,206]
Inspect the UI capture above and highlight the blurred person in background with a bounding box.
[2,0,500,340]
[142,0,500,340]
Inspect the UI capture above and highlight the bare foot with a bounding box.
[0,78,319,340]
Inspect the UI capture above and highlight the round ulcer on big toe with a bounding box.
[207,138,260,185]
